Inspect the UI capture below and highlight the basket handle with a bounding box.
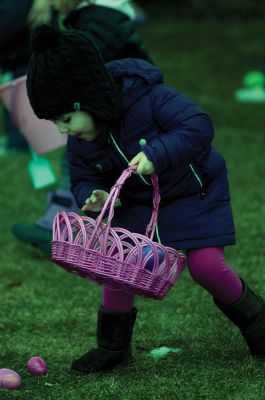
[88,164,160,246]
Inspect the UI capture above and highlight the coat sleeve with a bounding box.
[68,137,113,218]
[141,84,214,174]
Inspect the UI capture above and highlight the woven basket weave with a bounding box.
[52,166,186,300]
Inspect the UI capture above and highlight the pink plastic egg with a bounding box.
[27,357,47,375]
[0,368,21,390]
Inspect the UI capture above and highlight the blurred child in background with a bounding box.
[0,0,52,153]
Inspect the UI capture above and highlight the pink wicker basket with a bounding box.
[51,165,186,300]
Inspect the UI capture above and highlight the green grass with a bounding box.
[1,17,265,399]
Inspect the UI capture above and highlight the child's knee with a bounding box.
[187,247,226,283]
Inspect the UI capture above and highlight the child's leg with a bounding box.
[102,286,135,312]
[187,247,243,304]
[187,247,265,357]
[71,287,136,373]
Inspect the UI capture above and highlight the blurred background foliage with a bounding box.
[138,0,265,19]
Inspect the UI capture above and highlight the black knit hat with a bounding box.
[26,24,123,122]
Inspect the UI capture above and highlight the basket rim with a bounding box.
[51,238,185,265]
[51,239,176,273]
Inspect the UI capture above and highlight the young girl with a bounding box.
[12,0,152,253]
[26,24,265,373]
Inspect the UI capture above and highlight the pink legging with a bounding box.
[102,247,243,312]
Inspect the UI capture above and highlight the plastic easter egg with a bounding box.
[142,246,165,271]
[27,357,47,375]
[128,246,165,271]
[0,368,21,390]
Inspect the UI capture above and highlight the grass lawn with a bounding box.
[1,14,265,400]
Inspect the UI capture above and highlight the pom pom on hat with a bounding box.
[27,24,123,122]
[31,24,59,53]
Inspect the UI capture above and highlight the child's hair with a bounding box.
[93,116,109,140]
[26,24,123,125]
[93,77,124,138]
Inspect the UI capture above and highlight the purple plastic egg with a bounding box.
[27,357,47,375]
[0,368,21,390]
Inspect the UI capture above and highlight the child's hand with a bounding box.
[50,0,74,15]
[128,151,155,175]
[81,190,121,212]
[27,0,52,28]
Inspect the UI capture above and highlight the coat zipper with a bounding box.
[109,131,161,243]
[189,163,206,198]
[109,131,151,186]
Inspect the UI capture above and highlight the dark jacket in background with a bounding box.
[0,0,33,76]
[64,4,152,63]
[68,59,235,250]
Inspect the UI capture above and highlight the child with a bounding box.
[0,0,52,153]
[26,24,265,373]
[12,0,152,253]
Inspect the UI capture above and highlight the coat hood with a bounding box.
[106,59,164,110]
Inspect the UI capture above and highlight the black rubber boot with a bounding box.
[11,223,52,254]
[11,189,78,254]
[214,278,265,357]
[71,306,137,373]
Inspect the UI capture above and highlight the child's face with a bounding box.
[54,111,99,142]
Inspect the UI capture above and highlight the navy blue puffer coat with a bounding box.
[68,59,235,249]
